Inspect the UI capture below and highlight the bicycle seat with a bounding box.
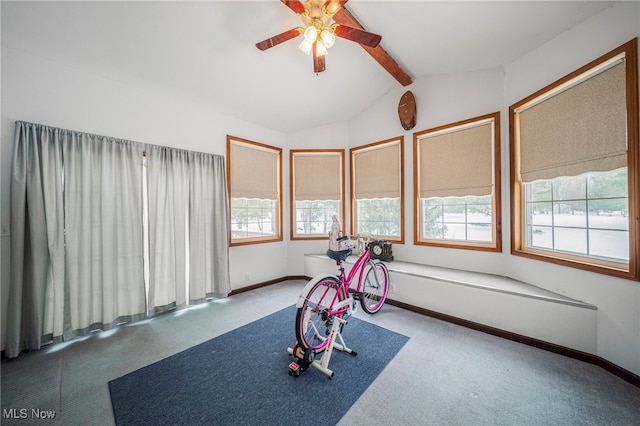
[326,248,352,262]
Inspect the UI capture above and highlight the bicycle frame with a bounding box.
[341,247,375,294]
[300,244,378,319]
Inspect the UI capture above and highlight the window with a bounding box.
[414,113,501,251]
[290,150,345,240]
[227,136,282,245]
[350,137,404,242]
[523,169,629,262]
[510,39,639,280]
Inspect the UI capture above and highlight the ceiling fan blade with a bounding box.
[280,0,306,15]
[256,27,303,51]
[333,7,412,86]
[332,24,381,48]
[322,0,348,17]
[313,42,326,73]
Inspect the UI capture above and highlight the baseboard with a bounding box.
[228,275,309,296]
[229,275,640,389]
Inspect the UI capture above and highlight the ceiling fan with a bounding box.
[256,0,412,86]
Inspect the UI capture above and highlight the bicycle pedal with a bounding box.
[289,361,300,372]
[288,361,306,377]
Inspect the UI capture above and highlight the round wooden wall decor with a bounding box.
[398,90,416,131]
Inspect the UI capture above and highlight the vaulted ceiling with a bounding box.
[1,1,617,132]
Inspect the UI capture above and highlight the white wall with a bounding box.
[292,1,640,376]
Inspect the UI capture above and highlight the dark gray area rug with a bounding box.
[109,305,409,425]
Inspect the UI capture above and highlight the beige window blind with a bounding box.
[293,152,341,201]
[418,121,493,198]
[230,141,279,199]
[519,60,627,183]
[353,140,401,199]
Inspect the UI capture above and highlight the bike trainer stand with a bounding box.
[287,315,357,379]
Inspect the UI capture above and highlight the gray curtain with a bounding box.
[62,131,147,339]
[8,121,230,358]
[7,122,147,357]
[146,146,190,313]
[7,122,65,358]
[146,148,230,309]
[188,151,230,301]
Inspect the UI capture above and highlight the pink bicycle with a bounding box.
[288,234,390,378]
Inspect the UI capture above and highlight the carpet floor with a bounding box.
[108,305,409,425]
[2,280,640,425]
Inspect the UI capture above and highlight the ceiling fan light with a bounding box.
[315,41,328,56]
[303,26,318,43]
[320,29,336,48]
[299,39,313,55]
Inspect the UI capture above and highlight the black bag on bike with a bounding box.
[368,240,393,261]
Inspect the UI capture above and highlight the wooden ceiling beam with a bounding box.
[333,7,413,86]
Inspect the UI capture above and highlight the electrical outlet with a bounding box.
[390,284,396,294]
[244,273,250,282]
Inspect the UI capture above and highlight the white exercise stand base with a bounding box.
[287,315,357,379]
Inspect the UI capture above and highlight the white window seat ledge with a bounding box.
[304,253,598,355]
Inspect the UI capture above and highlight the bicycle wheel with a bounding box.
[360,261,389,314]
[295,276,346,353]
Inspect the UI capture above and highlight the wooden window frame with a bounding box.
[290,149,345,240]
[350,137,405,243]
[227,135,283,246]
[413,112,502,252]
[509,39,639,280]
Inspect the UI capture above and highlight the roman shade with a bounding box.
[518,59,627,183]
[418,121,493,198]
[293,152,342,201]
[230,140,279,199]
[353,140,401,199]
